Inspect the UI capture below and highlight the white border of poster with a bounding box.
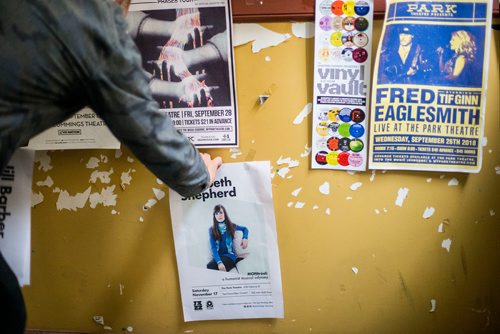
[312,0,374,171]
[169,161,284,321]
[130,0,238,148]
[27,108,120,150]
[369,0,493,172]
[0,148,34,286]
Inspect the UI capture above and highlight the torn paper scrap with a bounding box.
[291,188,302,197]
[370,170,376,182]
[395,187,409,207]
[441,238,452,252]
[325,208,331,215]
[352,267,359,275]
[300,145,312,158]
[319,182,330,195]
[35,151,53,172]
[233,23,291,52]
[93,316,105,325]
[350,182,363,191]
[153,188,166,201]
[292,22,315,38]
[448,178,459,186]
[143,198,158,211]
[423,207,435,219]
[89,169,114,184]
[295,202,305,209]
[56,187,91,211]
[293,103,312,125]
[495,166,500,175]
[287,202,294,207]
[438,223,444,233]
[86,157,101,169]
[120,169,134,188]
[31,191,44,207]
[36,176,54,188]
[490,209,496,216]
[429,299,437,312]
[89,186,117,208]
[230,148,242,159]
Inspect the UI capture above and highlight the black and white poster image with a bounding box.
[128,6,231,108]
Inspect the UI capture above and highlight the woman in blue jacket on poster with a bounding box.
[207,204,249,272]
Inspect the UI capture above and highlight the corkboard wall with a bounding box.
[24,19,500,333]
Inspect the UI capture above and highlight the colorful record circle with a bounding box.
[328,122,340,135]
[338,123,351,138]
[342,1,355,16]
[352,48,368,63]
[316,121,329,136]
[317,110,329,121]
[330,31,343,47]
[354,17,369,32]
[338,137,351,151]
[331,47,342,59]
[319,16,333,31]
[348,152,363,167]
[315,151,328,165]
[318,47,331,62]
[349,123,365,138]
[327,137,340,151]
[331,0,344,15]
[318,33,332,46]
[341,48,354,61]
[350,108,365,123]
[354,1,370,16]
[349,138,364,152]
[328,108,341,121]
[353,32,369,47]
[319,0,334,15]
[342,17,356,31]
[342,32,355,47]
[332,17,343,30]
[339,108,352,122]
[338,151,350,166]
[326,151,340,165]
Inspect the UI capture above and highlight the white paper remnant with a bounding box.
[89,169,114,184]
[490,209,496,216]
[153,188,166,201]
[89,186,117,208]
[350,182,363,191]
[395,187,409,207]
[293,103,313,125]
[292,22,315,38]
[352,267,359,275]
[495,166,500,175]
[31,191,44,207]
[319,182,330,195]
[295,202,305,209]
[36,176,54,188]
[230,148,242,159]
[300,145,312,157]
[120,169,134,188]
[448,178,459,186]
[442,238,452,252]
[35,151,53,172]
[291,187,302,197]
[423,207,436,219]
[86,157,101,169]
[429,299,437,312]
[56,187,91,211]
[233,23,291,52]
[325,208,331,215]
[143,198,157,211]
[438,223,444,233]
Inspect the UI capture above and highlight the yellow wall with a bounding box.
[24,20,500,333]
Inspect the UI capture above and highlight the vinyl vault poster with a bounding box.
[169,162,284,321]
[369,0,493,172]
[312,0,374,171]
[129,0,238,147]
[0,149,34,286]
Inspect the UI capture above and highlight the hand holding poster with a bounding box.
[169,161,284,321]
[369,0,493,172]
